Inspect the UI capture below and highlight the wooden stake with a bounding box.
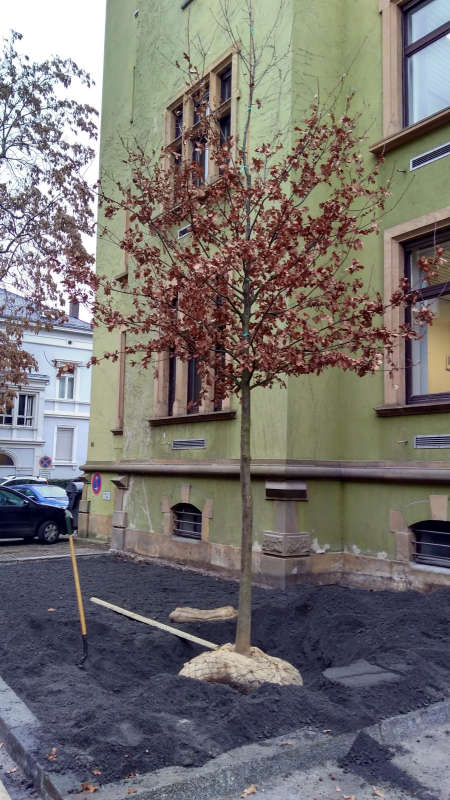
[90,597,219,650]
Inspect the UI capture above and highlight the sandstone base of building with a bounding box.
[111,528,450,591]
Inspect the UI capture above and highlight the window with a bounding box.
[172,502,202,539]
[168,348,176,416]
[405,231,450,402]
[58,373,74,400]
[0,453,14,466]
[376,0,450,148]
[403,0,450,125]
[0,488,26,507]
[164,48,237,185]
[0,393,35,427]
[55,427,74,462]
[187,356,201,413]
[379,208,450,414]
[155,49,238,420]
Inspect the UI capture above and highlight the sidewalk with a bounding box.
[217,722,449,800]
[0,538,108,562]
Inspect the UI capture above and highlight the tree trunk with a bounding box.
[235,371,253,655]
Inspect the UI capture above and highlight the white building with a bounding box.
[0,301,92,481]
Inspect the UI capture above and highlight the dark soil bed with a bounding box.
[0,554,448,787]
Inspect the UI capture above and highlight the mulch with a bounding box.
[0,554,448,787]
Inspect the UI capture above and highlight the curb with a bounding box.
[0,672,449,800]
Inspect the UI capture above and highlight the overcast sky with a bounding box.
[1,2,106,316]
[1,0,106,179]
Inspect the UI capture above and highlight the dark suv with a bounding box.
[0,486,70,544]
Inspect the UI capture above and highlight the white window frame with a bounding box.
[0,392,37,428]
[53,426,76,464]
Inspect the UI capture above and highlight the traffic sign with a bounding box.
[91,472,102,495]
[39,455,52,469]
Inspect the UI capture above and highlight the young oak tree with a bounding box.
[93,9,436,657]
[0,31,97,405]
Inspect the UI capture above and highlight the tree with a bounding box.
[93,8,436,658]
[0,31,97,401]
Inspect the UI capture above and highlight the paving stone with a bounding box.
[323,658,400,687]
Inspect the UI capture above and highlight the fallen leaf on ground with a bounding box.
[81,782,98,793]
[372,789,384,798]
[280,740,293,746]
[344,795,356,800]
[6,768,17,774]
[0,742,3,748]
[127,790,137,795]
[46,747,57,761]
[241,785,257,797]
[323,729,332,733]
[47,608,57,612]
[92,769,101,776]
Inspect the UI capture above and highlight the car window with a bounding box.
[37,486,67,498]
[16,488,36,498]
[0,488,27,507]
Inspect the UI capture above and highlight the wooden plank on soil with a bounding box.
[90,597,219,650]
[0,778,12,800]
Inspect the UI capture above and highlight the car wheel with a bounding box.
[38,521,60,544]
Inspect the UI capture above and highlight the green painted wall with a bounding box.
[87,0,450,560]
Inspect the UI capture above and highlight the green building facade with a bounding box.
[82,0,450,590]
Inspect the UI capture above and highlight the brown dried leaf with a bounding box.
[344,795,356,800]
[92,769,101,776]
[280,740,293,746]
[372,789,384,798]
[46,747,57,761]
[6,767,17,774]
[241,785,257,798]
[81,782,99,793]
[127,790,137,796]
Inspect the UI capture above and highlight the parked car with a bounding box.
[0,486,71,544]
[12,484,69,509]
[0,476,48,487]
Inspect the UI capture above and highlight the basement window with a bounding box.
[410,519,450,568]
[172,503,202,540]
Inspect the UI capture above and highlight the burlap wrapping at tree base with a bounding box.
[169,606,238,623]
[179,643,303,692]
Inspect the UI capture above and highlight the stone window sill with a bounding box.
[149,410,236,427]
[375,401,450,417]
[370,107,450,155]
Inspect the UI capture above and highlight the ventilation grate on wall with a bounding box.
[414,434,450,449]
[410,142,450,171]
[172,438,206,450]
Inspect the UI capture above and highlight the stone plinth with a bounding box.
[262,531,310,557]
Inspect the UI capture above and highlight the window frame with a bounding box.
[375,0,450,152]
[164,46,238,186]
[0,392,36,428]
[153,48,238,421]
[402,0,450,127]
[378,207,450,414]
[404,229,450,403]
[54,425,75,464]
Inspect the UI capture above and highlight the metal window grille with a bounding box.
[172,503,202,540]
[410,520,450,569]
